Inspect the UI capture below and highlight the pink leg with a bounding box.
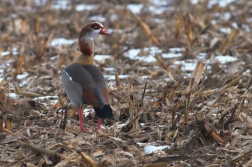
[97,118,101,131]
[78,108,85,132]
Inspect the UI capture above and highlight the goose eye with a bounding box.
[91,23,100,30]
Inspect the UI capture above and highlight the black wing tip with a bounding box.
[94,105,113,119]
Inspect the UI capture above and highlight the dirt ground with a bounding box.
[1,0,252,166]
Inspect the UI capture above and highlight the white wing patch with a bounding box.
[63,71,73,81]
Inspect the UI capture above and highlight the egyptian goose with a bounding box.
[61,22,113,132]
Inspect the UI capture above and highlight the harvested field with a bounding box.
[1,0,252,166]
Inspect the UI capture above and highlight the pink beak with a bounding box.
[99,28,110,35]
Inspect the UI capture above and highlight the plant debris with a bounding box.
[1,0,252,166]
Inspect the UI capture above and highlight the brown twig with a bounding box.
[54,153,78,167]
[107,155,213,167]
[219,104,236,124]
[153,84,171,107]
[79,152,97,167]
[170,109,185,131]
[60,106,68,131]
[115,72,121,87]
[18,90,42,97]
[140,82,147,107]
[0,115,3,132]
[18,140,65,159]
[167,82,179,103]
[228,149,252,166]
[170,99,182,124]
[129,9,159,46]
[224,104,237,129]
[4,128,17,137]
[203,124,225,144]
[237,76,252,115]
[195,113,225,144]
[5,114,12,131]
